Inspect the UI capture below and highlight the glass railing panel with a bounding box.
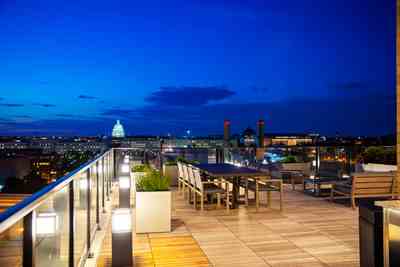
[90,166,97,236]
[34,185,69,267]
[74,173,87,266]
[0,218,23,267]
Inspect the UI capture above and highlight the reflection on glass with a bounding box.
[34,186,69,267]
[90,166,97,235]
[0,219,23,267]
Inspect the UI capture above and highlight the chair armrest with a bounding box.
[201,181,219,185]
[258,179,282,185]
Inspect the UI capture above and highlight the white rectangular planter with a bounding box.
[135,191,171,233]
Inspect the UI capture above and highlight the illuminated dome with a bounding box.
[112,120,125,138]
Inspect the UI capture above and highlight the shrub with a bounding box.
[136,169,170,192]
[176,156,199,165]
[132,164,150,172]
[281,155,297,163]
[362,146,396,165]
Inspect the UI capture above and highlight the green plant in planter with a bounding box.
[176,156,200,165]
[136,169,170,192]
[281,155,297,163]
[132,164,150,172]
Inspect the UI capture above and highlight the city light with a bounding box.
[119,176,130,189]
[112,209,131,233]
[36,212,58,236]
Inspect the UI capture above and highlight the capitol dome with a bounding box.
[112,120,125,138]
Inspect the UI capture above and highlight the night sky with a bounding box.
[0,0,396,137]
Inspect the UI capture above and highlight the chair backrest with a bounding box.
[281,162,311,176]
[177,161,183,178]
[319,161,344,178]
[187,165,196,186]
[192,167,203,190]
[182,163,189,182]
[270,170,282,179]
[352,171,397,196]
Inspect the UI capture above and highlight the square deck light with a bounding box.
[112,209,132,233]
[121,164,129,173]
[119,176,130,189]
[36,212,58,236]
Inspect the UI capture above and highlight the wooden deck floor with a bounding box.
[97,185,359,267]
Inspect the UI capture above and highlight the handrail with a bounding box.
[0,149,112,233]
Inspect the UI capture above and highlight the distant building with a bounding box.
[224,120,231,145]
[264,133,314,146]
[241,127,257,147]
[112,120,126,138]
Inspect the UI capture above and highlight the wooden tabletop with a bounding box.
[195,163,267,177]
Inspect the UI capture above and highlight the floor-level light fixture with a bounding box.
[112,208,133,267]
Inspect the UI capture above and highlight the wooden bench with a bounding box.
[330,171,398,209]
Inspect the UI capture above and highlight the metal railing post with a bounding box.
[69,182,75,267]
[96,161,100,230]
[23,211,35,267]
[113,149,117,184]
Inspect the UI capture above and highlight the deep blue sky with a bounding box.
[0,0,396,136]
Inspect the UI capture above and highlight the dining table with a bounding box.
[195,163,268,209]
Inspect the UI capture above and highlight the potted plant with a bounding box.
[135,168,171,233]
[131,164,149,184]
[131,164,150,205]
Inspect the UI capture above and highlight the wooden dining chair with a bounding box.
[177,161,184,194]
[186,164,197,204]
[181,163,192,200]
[191,167,228,211]
[241,177,283,211]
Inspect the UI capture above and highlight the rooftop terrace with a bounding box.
[95,185,359,267]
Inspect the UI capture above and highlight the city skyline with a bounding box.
[0,0,396,136]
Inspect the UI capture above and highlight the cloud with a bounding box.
[125,90,395,136]
[33,103,56,107]
[55,113,77,118]
[101,108,137,117]
[14,115,32,119]
[78,95,97,100]
[145,86,235,107]
[0,103,24,107]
